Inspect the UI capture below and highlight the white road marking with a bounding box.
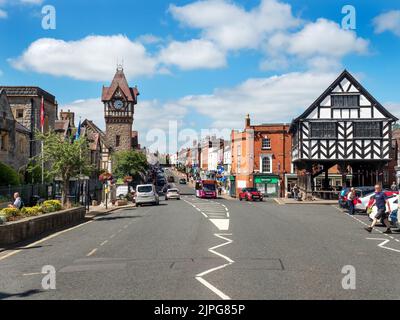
[195,233,234,300]
[330,205,400,253]
[86,248,98,257]
[209,219,230,231]
[100,240,108,246]
[0,220,93,262]
[22,272,42,276]
[367,238,400,253]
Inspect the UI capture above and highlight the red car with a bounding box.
[239,188,263,201]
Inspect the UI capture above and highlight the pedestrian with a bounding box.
[347,187,356,215]
[8,192,23,210]
[390,181,398,191]
[365,184,392,234]
[293,184,299,200]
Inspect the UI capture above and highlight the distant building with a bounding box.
[0,90,30,172]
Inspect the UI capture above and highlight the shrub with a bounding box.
[0,208,21,221]
[21,206,42,217]
[0,215,6,224]
[43,200,62,211]
[0,162,20,186]
[41,204,56,213]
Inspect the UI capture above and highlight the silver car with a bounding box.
[135,184,159,206]
[165,188,180,200]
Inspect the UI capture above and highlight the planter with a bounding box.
[0,207,86,245]
[116,200,128,206]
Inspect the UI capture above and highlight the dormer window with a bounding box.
[332,95,359,108]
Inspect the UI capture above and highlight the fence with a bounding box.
[0,184,54,207]
[0,179,103,208]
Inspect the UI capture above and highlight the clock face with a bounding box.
[113,100,124,110]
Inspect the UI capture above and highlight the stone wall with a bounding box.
[0,207,86,245]
[106,122,132,152]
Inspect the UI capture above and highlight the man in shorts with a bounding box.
[365,184,391,234]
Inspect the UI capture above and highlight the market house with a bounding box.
[290,70,398,199]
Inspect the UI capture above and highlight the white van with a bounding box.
[135,184,159,207]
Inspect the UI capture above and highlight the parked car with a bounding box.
[368,195,398,227]
[179,178,187,185]
[135,184,159,207]
[355,190,399,212]
[165,188,180,200]
[239,188,263,201]
[116,185,129,199]
[338,186,375,208]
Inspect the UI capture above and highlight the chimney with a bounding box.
[245,114,251,128]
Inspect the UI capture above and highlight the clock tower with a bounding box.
[102,66,139,152]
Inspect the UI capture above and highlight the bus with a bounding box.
[195,180,217,199]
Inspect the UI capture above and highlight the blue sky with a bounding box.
[0,0,399,151]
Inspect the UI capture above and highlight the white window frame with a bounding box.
[260,154,272,173]
[262,137,271,150]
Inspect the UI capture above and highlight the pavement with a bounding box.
[0,167,399,300]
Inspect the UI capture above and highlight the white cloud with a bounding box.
[0,8,7,18]
[173,71,338,129]
[264,18,369,71]
[169,0,300,51]
[373,10,400,37]
[159,39,226,70]
[10,35,158,81]
[19,0,44,4]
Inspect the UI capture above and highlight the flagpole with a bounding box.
[41,96,44,185]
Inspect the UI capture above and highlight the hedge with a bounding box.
[0,162,20,186]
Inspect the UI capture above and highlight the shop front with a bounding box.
[253,175,279,197]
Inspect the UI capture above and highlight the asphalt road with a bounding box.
[0,169,399,300]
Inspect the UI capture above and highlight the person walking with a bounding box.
[365,184,392,234]
[347,187,356,215]
[293,184,299,200]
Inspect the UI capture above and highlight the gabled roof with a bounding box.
[81,119,110,150]
[101,68,139,103]
[292,70,399,124]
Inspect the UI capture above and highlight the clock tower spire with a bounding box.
[102,67,139,152]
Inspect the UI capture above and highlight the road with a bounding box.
[0,168,399,300]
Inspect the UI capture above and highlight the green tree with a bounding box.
[33,131,93,207]
[113,150,148,180]
[0,162,20,186]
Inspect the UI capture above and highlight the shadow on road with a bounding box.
[96,215,143,222]
[0,289,42,300]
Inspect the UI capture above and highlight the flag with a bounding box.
[40,96,45,131]
[75,118,81,140]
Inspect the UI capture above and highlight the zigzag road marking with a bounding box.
[195,233,234,300]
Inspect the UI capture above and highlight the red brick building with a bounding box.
[230,115,292,197]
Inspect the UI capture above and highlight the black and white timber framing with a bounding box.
[290,70,398,196]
